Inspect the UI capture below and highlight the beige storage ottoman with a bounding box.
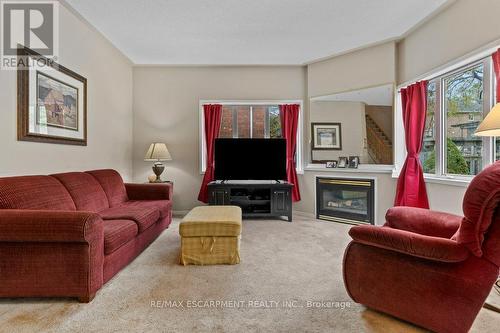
[179,206,242,265]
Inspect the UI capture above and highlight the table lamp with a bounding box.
[475,103,500,136]
[144,143,172,183]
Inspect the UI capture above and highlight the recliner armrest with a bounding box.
[125,183,172,201]
[385,206,462,238]
[349,225,469,263]
[0,210,103,243]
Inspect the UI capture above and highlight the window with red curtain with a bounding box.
[397,50,500,181]
[199,102,303,202]
[202,103,302,173]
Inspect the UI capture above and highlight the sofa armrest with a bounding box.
[0,209,104,302]
[349,225,469,263]
[0,210,103,243]
[125,183,172,201]
[385,206,462,238]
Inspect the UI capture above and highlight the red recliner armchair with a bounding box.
[343,161,500,333]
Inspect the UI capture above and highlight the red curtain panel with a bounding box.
[493,48,500,103]
[197,104,222,203]
[394,81,429,209]
[279,104,301,202]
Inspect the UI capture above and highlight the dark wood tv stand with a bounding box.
[208,181,293,222]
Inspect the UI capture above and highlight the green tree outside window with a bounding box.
[423,138,469,175]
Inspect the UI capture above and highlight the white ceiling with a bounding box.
[311,84,394,106]
[64,0,450,65]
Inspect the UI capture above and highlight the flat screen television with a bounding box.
[214,138,287,180]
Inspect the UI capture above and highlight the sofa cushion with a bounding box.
[122,200,172,218]
[99,206,160,233]
[86,169,128,207]
[0,175,76,210]
[51,172,109,212]
[103,219,138,255]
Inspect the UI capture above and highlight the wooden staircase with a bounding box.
[365,114,392,164]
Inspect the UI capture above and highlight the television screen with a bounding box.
[214,138,287,180]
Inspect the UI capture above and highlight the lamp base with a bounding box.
[152,162,165,183]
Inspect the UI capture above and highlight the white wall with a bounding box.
[132,66,306,211]
[294,42,397,224]
[398,0,500,84]
[0,4,133,179]
[2,0,489,219]
[310,101,369,163]
[308,42,396,98]
[115,0,498,217]
[131,1,496,218]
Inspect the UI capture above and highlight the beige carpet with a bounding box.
[1,214,499,333]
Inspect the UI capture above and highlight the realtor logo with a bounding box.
[1,0,59,69]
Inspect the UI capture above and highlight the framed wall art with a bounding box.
[311,122,342,150]
[17,46,87,145]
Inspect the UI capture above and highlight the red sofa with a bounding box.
[343,161,500,333]
[0,169,172,302]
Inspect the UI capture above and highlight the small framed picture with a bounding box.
[338,157,348,168]
[325,161,337,168]
[349,156,360,168]
[311,122,342,150]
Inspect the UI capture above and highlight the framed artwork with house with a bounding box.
[17,46,87,145]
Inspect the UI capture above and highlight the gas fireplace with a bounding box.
[316,177,375,225]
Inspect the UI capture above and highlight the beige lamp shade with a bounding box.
[475,103,500,137]
[144,143,172,161]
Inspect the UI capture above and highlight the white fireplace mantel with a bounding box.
[305,164,393,174]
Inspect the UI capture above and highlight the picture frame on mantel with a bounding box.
[311,122,342,150]
[17,46,87,146]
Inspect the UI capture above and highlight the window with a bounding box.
[219,105,283,138]
[219,106,234,138]
[444,64,484,175]
[420,80,437,173]
[269,107,282,138]
[397,55,496,181]
[200,101,303,173]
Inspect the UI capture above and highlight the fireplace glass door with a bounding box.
[316,178,374,225]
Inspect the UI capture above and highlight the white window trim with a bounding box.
[393,42,499,186]
[199,100,304,175]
